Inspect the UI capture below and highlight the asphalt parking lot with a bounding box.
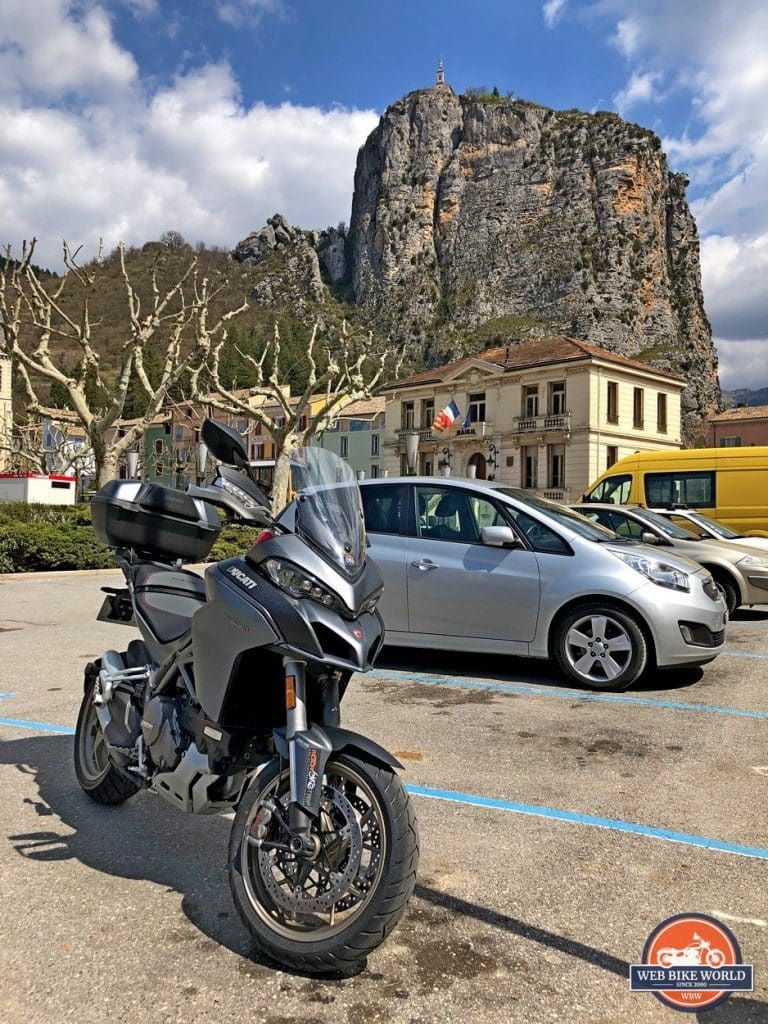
[1,569,766,1024]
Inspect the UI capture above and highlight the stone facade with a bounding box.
[380,336,684,499]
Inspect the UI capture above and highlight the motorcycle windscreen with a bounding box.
[291,446,366,577]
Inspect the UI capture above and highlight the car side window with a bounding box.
[608,513,646,540]
[414,486,479,543]
[505,507,570,554]
[361,484,408,536]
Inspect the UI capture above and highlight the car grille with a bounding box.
[712,628,726,646]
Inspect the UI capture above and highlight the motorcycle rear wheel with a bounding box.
[228,752,419,975]
[73,683,141,805]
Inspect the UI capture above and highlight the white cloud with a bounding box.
[0,3,378,271]
[215,0,289,28]
[602,0,768,385]
[713,338,768,390]
[613,69,662,112]
[0,0,138,98]
[542,0,567,29]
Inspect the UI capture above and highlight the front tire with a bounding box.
[73,684,141,805]
[554,603,648,692]
[229,753,419,975]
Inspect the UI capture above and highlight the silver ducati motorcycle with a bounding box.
[74,418,419,974]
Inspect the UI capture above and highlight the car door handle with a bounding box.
[411,559,438,571]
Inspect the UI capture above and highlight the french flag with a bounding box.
[432,400,461,433]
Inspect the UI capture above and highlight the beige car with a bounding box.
[571,503,768,615]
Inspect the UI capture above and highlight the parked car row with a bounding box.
[359,477,728,693]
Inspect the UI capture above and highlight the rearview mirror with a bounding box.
[641,531,660,545]
[481,526,520,549]
[201,418,248,466]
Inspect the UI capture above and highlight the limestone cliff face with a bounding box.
[348,86,720,419]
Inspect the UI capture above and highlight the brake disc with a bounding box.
[257,786,364,914]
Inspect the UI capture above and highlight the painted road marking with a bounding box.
[723,651,768,659]
[0,693,15,701]
[711,911,767,929]
[0,717,75,735]
[407,784,768,862]
[370,670,768,720]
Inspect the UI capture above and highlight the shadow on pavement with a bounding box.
[377,645,705,695]
[1,730,729,998]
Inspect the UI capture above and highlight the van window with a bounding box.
[644,471,715,508]
[583,474,631,503]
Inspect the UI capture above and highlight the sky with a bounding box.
[1,1,766,390]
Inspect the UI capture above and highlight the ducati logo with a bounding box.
[226,565,258,590]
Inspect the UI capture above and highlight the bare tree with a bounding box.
[0,413,93,478]
[191,320,393,512]
[0,238,247,486]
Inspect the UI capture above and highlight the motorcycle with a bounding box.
[74,418,419,974]
[657,933,726,968]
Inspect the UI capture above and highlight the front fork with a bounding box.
[283,658,335,856]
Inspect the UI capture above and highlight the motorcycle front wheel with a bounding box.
[228,752,419,975]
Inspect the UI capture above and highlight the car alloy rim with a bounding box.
[564,613,633,683]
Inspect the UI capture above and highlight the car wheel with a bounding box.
[554,603,647,692]
[712,574,739,616]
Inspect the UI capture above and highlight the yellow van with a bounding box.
[582,447,768,536]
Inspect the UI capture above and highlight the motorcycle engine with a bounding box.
[141,696,184,771]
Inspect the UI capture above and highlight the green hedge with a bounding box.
[0,502,261,573]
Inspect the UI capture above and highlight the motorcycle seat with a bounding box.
[133,565,207,645]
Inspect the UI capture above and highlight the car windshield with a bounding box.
[291,446,365,576]
[684,511,740,539]
[495,488,620,541]
[628,506,694,539]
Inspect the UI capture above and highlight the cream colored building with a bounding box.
[0,355,12,473]
[380,336,684,499]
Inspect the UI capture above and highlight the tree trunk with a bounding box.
[270,432,302,515]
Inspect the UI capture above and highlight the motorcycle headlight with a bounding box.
[737,554,768,570]
[610,549,690,591]
[260,557,347,613]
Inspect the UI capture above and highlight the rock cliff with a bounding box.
[347,85,720,420]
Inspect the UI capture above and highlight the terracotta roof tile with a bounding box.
[380,335,685,391]
[336,397,386,418]
[710,404,768,422]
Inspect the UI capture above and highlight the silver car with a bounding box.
[359,478,727,692]
[571,503,768,616]
[650,508,768,554]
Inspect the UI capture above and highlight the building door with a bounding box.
[467,452,487,479]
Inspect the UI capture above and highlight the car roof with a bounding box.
[359,475,515,496]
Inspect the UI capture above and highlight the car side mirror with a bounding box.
[481,526,520,549]
[641,531,660,545]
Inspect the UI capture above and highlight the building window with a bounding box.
[719,436,741,447]
[607,382,618,424]
[523,446,537,488]
[606,445,619,468]
[402,402,415,429]
[549,381,566,415]
[370,464,380,479]
[154,439,163,455]
[252,443,264,460]
[371,433,380,456]
[548,444,565,489]
[468,392,486,423]
[523,385,539,418]
[340,436,348,458]
[421,399,434,429]
[237,419,247,433]
[174,426,183,441]
[633,388,644,429]
[657,393,668,433]
[154,461,163,477]
[420,455,433,475]
[299,414,308,431]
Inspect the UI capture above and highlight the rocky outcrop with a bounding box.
[348,86,720,419]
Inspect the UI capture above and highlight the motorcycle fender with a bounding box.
[273,726,403,771]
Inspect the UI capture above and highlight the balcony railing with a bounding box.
[513,412,572,434]
[396,427,434,442]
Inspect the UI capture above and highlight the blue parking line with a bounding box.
[0,693,15,701]
[0,717,74,735]
[371,670,768,720]
[407,784,768,862]
[723,651,768,660]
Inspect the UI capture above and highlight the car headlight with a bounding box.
[737,554,768,570]
[260,557,347,613]
[610,549,690,591]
